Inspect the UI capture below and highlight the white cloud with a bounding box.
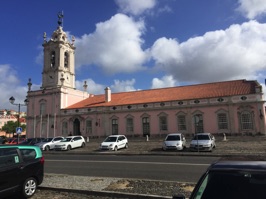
[237,0,266,19]
[75,79,105,95]
[0,65,28,110]
[115,0,157,16]
[110,79,136,92]
[150,20,266,84]
[76,78,137,94]
[151,75,177,89]
[75,14,147,75]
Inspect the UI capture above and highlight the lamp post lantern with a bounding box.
[9,96,29,144]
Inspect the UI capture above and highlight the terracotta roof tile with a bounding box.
[66,79,260,109]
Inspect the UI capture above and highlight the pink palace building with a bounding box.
[25,17,266,138]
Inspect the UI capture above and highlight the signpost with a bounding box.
[16,127,22,144]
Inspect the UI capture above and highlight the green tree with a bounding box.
[1,121,26,137]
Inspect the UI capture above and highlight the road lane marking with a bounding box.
[45,159,209,166]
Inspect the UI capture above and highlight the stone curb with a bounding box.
[38,186,172,199]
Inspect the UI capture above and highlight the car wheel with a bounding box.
[22,177,37,198]
[81,142,85,148]
[67,145,71,151]
[125,143,128,149]
[114,146,118,151]
[45,145,50,151]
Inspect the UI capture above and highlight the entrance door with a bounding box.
[73,119,81,135]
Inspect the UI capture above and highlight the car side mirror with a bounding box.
[172,193,186,199]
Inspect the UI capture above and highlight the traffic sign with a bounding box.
[16,127,22,134]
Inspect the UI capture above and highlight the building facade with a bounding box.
[26,18,266,138]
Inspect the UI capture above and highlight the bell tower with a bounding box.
[41,12,76,89]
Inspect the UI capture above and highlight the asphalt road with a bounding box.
[44,154,219,182]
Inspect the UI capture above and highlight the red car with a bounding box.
[8,138,25,145]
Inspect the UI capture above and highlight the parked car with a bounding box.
[19,138,45,145]
[189,133,216,152]
[8,138,26,145]
[99,135,128,151]
[0,145,44,198]
[162,133,186,151]
[173,159,266,199]
[54,136,86,151]
[35,136,64,151]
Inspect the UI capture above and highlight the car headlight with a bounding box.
[109,144,113,147]
[203,144,211,147]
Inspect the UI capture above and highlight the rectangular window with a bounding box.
[62,122,68,136]
[126,118,134,133]
[112,119,118,135]
[142,117,150,136]
[40,103,46,115]
[86,120,92,134]
[159,116,168,131]
[178,115,187,131]
[217,113,228,130]
[194,114,204,134]
[241,112,253,130]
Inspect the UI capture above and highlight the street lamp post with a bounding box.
[9,96,29,144]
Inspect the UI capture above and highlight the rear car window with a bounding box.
[20,149,36,162]
[0,148,20,168]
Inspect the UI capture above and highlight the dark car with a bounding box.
[174,159,266,199]
[0,145,44,198]
[19,138,45,145]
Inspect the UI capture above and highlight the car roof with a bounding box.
[0,145,43,158]
[108,135,125,137]
[66,136,82,138]
[195,133,211,135]
[166,133,182,136]
[210,160,266,171]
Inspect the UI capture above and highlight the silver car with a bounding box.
[190,133,216,151]
[35,136,64,151]
[162,133,186,151]
[100,135,128,151]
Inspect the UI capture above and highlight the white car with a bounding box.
[162,133,186,151]
[190,133,216,151]
[54,136,86,151]
[35,136,64,151]
[100,135,128,151]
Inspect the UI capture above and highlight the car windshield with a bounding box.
[166,135,180,141]
[42,138,53,142]
[61,138,72,142]
[194,171,266,199]
[104,137,117,142]
[193,135,210,140]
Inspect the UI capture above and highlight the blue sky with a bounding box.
[1,0,266,110]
